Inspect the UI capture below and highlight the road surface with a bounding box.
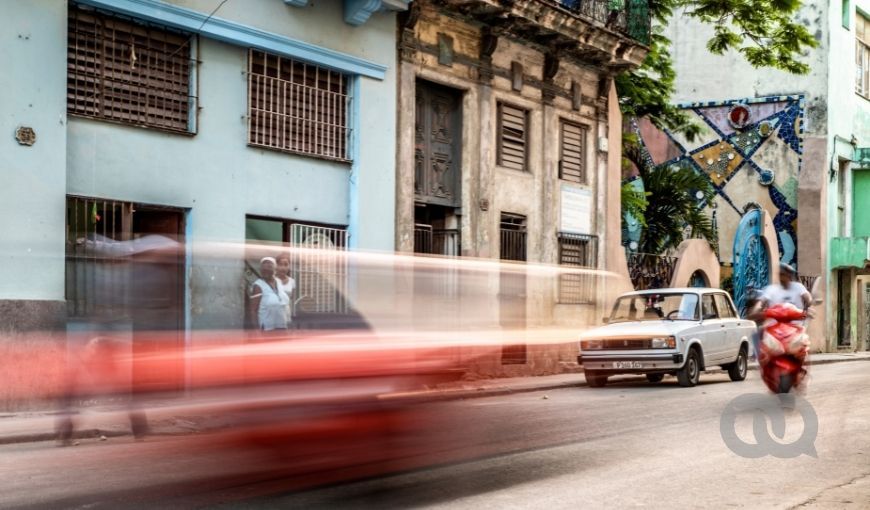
[2,361,869,509]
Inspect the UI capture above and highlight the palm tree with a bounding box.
[623,140,717,255]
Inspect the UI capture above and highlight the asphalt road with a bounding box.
[2,362,869,510]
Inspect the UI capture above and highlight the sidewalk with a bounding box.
[2,351,868,446]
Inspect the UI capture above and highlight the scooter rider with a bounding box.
[750,262,814,321]
[746,262,813,359]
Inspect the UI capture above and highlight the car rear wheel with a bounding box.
[677,349,701,387]
[727,347,748,382]
[585,371,608,388]
[646,373,665,383]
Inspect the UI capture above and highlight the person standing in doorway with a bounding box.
[249,257,289,334]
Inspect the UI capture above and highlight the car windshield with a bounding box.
[609,293,700,322]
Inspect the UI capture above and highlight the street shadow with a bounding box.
[276,444,595,509]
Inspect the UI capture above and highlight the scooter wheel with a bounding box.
[777,373,793,394]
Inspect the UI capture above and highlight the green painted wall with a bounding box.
[855,170,870,237]
[831,237,870,268]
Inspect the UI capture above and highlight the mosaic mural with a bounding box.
[637,95,805,267]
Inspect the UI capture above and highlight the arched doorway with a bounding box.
[688,270,709,288]
[732,208,771,318]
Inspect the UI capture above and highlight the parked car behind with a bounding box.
[578,288,755,387]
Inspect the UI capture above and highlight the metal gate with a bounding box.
[732,208,770,318]
[289,223,348,314]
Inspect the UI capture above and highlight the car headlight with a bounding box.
[581,340,603,350]
[650,336,676,349]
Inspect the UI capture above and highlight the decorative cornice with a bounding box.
[77,0,388,79]
[344,0,411,26]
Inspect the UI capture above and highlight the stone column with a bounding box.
[395,7,420,254]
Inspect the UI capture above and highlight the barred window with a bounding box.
[67,6,194,132]
[248,50,350,161]
[497,103,528,171]
[857,14,870,98]
[558,232,598,304]
[559,121,586,183]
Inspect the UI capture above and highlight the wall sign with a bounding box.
[560,185,592,234]
[15,126,36,146]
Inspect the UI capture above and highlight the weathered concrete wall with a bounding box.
[665,0,839,348]
[395,2,629,375]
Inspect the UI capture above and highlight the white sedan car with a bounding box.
[578,288,755,387]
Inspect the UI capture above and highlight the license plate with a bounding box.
[613,361,643,369]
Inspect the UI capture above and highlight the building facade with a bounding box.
[636,0,870,351]
[0,0,406,339]
[394,0,649,375]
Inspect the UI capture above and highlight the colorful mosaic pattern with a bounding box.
[639,95,805,267]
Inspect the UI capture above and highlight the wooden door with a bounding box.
[415,81,462,207]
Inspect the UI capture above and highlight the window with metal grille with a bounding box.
[67,5,194,133]
[65,196,134,319]
[559,121,587,183]
[248,50,350,161]
[857,13,870,98]
[499,213,527,261]
[497,103,528,172]
[558,232,598,304]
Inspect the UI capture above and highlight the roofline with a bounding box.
[625,288,727,295]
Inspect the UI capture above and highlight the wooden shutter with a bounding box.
[498,103,528,172]
[67,7,192,132]
[560,121,586,183]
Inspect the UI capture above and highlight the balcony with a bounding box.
[547,0,651,45]
[831,237,870,269]
[440,0,650,69]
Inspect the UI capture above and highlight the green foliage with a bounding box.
[623,139,718,255]
[639,165,718,254]
[621,181,649,229]
[617,0,818,138]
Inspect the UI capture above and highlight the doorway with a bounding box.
[499,213,527,365]
[130,207,185,392]
[415,80,462,208]
[836,269,852,348]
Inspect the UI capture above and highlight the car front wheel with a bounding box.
[677,349,701,387]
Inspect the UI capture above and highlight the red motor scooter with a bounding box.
[759,303,809,394]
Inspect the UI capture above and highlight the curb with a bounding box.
[0,428,128,446]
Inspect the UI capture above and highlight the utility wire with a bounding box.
[167,0,231,60]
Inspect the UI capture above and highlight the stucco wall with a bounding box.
[0,1,68,312]
[3,0,399,331]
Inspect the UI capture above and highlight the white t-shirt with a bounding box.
[761,282,810,309]
[280,277,296,322]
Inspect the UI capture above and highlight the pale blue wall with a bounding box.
[0,1,68,302]
[3,0,398,329]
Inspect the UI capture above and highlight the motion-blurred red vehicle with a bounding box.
[759,303,809,394]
